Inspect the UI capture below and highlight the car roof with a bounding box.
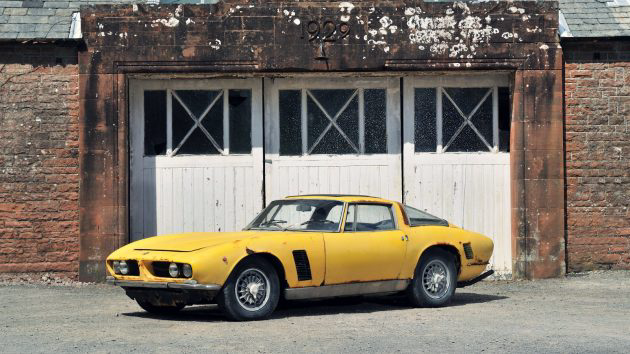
[284,194,396,203]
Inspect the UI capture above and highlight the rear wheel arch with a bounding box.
[415,244,462,278]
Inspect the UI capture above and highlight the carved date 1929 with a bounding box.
[301,20,350,42]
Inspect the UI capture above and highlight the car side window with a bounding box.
[344,204,396,232]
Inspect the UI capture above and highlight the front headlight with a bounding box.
[182,264,193,278]
[112,261,121,274]
[168,262,179,277]
[119,260,129,275]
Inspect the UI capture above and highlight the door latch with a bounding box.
[401,235,409,241]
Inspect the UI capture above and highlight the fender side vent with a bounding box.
[463,243,474,260]
[292,250,312,281]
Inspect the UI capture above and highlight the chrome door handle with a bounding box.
[401,235,409,241]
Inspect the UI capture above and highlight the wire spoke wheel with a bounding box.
[235,268,271,312]
[422,259,451,299]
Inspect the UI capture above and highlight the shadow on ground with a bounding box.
[122,292,507,322]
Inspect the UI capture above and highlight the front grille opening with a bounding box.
[126,260,140,275]
[463,243,474,260]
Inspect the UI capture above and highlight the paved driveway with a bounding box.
[1,271,629,353]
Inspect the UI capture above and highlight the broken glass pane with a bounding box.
[364,89,387,154]
[144,90,166,156]
[307,92,358,154]
[498,87,511,152]
[229,89,252,154]
[279,90,302,156]
[414,88,436,152]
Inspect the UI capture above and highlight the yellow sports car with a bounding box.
[106,195,494,320]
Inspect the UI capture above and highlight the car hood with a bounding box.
[129,231,261,252]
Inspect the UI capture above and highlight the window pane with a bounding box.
[309,89,355,117]
[443,88,489,116]
[172,91,222,155]
[307,92,358,154]
[174,90,221,118]
[443,87,492,152]
[448,125,488,152]
[178,128,220,154]
[364,89,387,154]
[470,95,493,146]
[229,89,252,154]
[404,205,448,227]
[414,88,436,152]
[279,90,302,156]
[144,90,166,156]
[354,204,395,231]
[498,87,511,152]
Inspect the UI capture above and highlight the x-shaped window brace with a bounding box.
[170,90,224,156]
[306,89,360,155]
[441,88,493,152]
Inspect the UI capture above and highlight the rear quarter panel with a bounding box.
[401,225,494,282]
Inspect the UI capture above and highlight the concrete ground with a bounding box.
[0,270,629,353]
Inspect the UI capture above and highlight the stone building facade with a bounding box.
[0,0,628,281]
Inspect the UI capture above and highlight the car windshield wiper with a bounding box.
[257,219,287,229]
[300,220,335,225]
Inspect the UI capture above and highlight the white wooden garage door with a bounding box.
[263,78,402,201]
[129,75,512,278]
[129,79,263,241]
[402,75,512,278]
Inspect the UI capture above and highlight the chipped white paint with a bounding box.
[341,15,351,22]
[508,6,525,14]
[186,18,195,25]
[293,18,301,25]
[539,44,549,50]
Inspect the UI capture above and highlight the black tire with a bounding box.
[217,257,280,321]
[407,249,457,307]
[136,299,185,315]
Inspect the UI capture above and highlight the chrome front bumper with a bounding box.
[106,276,221,291]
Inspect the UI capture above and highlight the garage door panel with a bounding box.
[403,75,513,278]
[264,77,402,203]
[130,79,263,241]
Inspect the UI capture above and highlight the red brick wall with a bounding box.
[564,40,630,271]
[0,43,80,277]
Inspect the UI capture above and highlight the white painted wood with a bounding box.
[263,77,402,203]
[129,79,264,241]
[403,75,512,278]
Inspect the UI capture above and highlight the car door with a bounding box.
[323,203,407,285]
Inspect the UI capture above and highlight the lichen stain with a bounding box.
[404,1,503,57]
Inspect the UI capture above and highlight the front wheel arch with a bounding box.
[226,253,288,292]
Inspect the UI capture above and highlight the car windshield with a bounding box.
[246,199,344,232]
[404,205,449,227]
